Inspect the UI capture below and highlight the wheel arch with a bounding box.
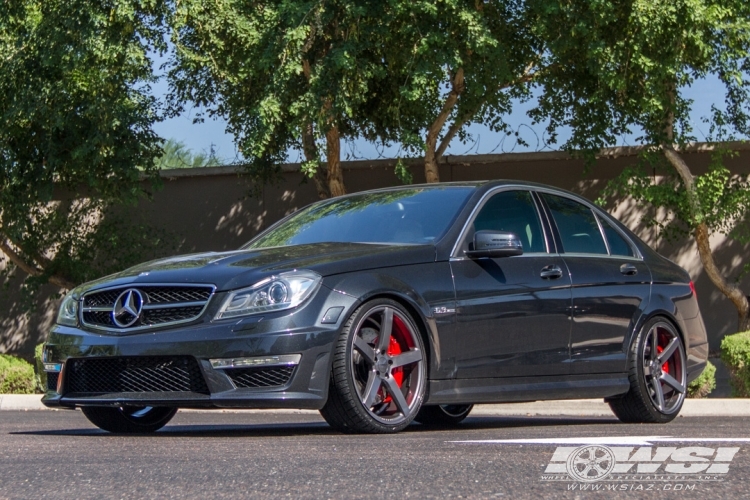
[625,309,686,368]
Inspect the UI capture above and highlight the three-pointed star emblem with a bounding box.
[112,289,144,327]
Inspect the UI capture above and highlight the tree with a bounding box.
[377,0,546,183]
[170,0,404,198]
[157,139,222,169]
[529,0,750,332]
[0,0,167,292]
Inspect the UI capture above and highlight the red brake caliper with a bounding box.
[656,345,669,373]
[378,320,405,405]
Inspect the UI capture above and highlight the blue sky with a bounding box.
[152,74,728,165]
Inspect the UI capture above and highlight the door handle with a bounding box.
[540,265,563,280]
[620,263,638,276]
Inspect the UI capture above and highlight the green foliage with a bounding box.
[721,331,750,397]
[157,139,222,170]
[687,359,716,398]
[600,148,750,244]
[0,354,36,394]
[169,0,397,186]
[530,0,750,153]
[0,0,168,291]
[34,343,45,393]
[394,159,413,185]
[375,0,542,156]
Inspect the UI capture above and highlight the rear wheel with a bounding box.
[81,406,177,433]
[414,404,473,426]
[609,318,687,423]
[320,299,427,433]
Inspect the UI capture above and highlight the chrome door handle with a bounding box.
[540,265,563,279]
[620,263,638,276]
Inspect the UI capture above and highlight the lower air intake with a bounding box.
[47,372,59,392]
[225,366,295,389]
[65,356,209,394]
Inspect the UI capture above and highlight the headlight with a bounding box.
[214,270,321,320]
[56,289,81,326]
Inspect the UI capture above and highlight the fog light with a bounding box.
[210,354,301,370]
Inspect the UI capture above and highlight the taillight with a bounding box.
[689,281,697,299]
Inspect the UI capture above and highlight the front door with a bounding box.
[450,190,572,378]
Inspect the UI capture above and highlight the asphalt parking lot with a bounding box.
[1,410,749,499]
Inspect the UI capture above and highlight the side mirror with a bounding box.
[465,230,524,259]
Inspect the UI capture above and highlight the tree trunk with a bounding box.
[0,235,75,290]
[663,146,750,332]
[325,125,346,197]
[424,68,465,183]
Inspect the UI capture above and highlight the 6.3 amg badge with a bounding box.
[112,289,144,327]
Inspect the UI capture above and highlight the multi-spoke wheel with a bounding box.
[320,299,427,433]
[608,318,687,423]
[81,406,177,433]
[414,404,474,426]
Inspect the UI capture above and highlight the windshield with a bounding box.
[245,187,474,249]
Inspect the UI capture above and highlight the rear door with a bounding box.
[539,192,650,375]
[449,189,572,378]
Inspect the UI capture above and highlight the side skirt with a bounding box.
[426,373,629,405]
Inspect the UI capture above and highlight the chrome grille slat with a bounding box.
[80,284,215,332]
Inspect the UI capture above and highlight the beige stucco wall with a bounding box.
[2,145,748,357]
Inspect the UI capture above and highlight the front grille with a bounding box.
[142,306,205,325]
[80,284,214,331]
[65,356,209,394]
[47,372,59,392]
[225,366,296,389]
[82,311,115,326]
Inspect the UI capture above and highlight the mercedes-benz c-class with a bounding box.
[42,181,708,433]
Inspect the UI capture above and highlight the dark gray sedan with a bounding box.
[42,181,708,433]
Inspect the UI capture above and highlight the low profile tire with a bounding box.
[81,406,177,433]
[609,318,687,423]
[320,299,427,434]
[414,404,474,426]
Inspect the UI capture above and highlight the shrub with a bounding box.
[720,331,750,397]
[0,354,36,394]
[687,360,716,398]
[34,344,46,393]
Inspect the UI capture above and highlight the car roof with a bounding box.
[349,179,584,200]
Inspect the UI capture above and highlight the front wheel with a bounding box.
[320,299,427,433]
[414,404,474,426]
[81,406,177,433]
[609,318,687,423]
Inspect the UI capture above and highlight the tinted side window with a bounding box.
[543,194,607,255]
[472,190,546,253]
[600,217,635,257]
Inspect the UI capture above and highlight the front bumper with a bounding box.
[42,287,356,410]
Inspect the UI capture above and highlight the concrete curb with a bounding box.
[2,395,750,416]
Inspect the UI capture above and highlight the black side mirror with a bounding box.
[465,230,524,259]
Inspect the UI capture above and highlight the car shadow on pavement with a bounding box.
[10,415,619,438]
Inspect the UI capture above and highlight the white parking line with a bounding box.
[450,436,750,445]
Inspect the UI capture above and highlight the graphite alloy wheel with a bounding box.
[414,404,474,426]
[609,318,687,423]
[81,406,177,433]
[320,299,427,433]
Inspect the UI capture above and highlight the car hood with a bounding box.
[78,243,436,293]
